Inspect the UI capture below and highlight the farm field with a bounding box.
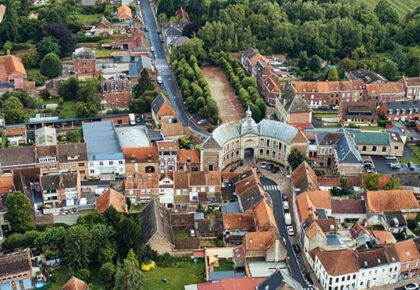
[361,0,419,18]
[202,66,245,123]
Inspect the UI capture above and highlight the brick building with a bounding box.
[72,47,96,78]
[380,100,420,121]
[365,82,405,106]
[101,78,132,108]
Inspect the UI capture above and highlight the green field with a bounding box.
[144,261,205,290]
[361,0,419,18]
[75,13,103,25]
[399,145,420,165]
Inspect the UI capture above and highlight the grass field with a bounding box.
[144,261,205,290]
[95,48,118,57]
[360,0,419,18]
[75,13,103,25]
[399,145,420,164]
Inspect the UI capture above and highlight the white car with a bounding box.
[385,156,397,161]
[287,226,294,236]
[150,46,155,52]
[282,201,289,210]
[260,162,267,169]
[404,283,419,290]
[156,75,162,84]
[389,162,401,169]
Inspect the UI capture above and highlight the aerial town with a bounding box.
[0,0,419,289]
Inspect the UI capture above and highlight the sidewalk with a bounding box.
[371,278,420,290]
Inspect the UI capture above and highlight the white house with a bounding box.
[158,174,174,206]
[35,126,57,146]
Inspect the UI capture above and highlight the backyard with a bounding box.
[202,66,245,123]
[49,266,105,290]
[144,260,205,290]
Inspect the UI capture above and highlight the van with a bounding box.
[285,213,291,225]
[157,76,163,84]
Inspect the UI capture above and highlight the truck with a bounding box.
[284,213,291,225]
[129,113,135,126]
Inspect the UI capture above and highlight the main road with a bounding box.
[260,176,313,289]
[138,0,208,138]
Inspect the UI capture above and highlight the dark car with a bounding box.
[207,128,214,133]
[292,244,301,253]
[408,161,416,171]
[266,163,273,170]
[282,193,288,201]
[271,166,280,173]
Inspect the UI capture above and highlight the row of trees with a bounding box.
[159,0,419,78]
[216,52,266,122]
[172,54,219,124]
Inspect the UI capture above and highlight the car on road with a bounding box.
[282,201,289,210]
[150,46,155,52]
[404,283,419,290]
[260,162,267,169]
[197,119,208,125]
[156,75,163,84]
[363,162,374,168]
[284,213,291,225]
[408,161,416,171]
[159,35,164,43]
[385,156,397,161]
[282,193,288,201]
[144,27,149,32]
[292,244,301,253]
[266,163,273,170]
[270,166,280,173]
[287,226,294,236]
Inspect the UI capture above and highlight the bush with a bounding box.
[76,268,91,282]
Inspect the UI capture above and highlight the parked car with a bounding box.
[408,161,416,171]
[363,159,373,164]
[282,201,289,210]
[404,283,419,290]
[385,156,397,161]
[271,166,280,173]
[207,128,214,133]
[266,163,273,170]
[260,162,267,169]
[292,244,301,254]
[389,162,402,169]
[150,46,155,52]
[287,226,294,236]
[197,119,208,125]
[282,193,288,201]
[157,75,163,84]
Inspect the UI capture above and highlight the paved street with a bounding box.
[260,176,313,290]
[138,0,207,138]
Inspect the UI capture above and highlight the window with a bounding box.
[90,169,94,174]
[99,161,104,166]
[119,160,123,165]
[394,146,399,150]
[372,146,377,152]
[382,146,387,152]
[266,139,270,147]
[109,161,114,165]
[342,277,345,282]
[260,149,264,154]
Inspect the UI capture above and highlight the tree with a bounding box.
[380,61,399,81]
[133,70,154,98]
[59,77,80,101]
[75,102,98,118]
[37,37,61,60]
[255,98,266,118]
[3,41,13,55]
[241,77,256,89]
[43,23,76,56]
[374,0,399,24]
[100,262,116,290]
[114,249,144,290]
[40,53,62,79]
[66,129,83,143]
[64,225,92,271]
[76,269,91,282]
[1,0,19,42]
[2,97,26,124]
[5,191,35,233]
[103,206,121,231]
[363,173,380,191]
[327,67,339,81]
[117,217,141,257]
[385,176,401,190]
[3,231,41,250]
[90,224,115,263]
[34,226,67,256]
[308,55,322,73]
[185,96,195,111]
[298,51,308,70]
[287,149,308,171]
[195,97,205,111]
[179,135,192,149]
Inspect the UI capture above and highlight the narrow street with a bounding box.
[260,176,314,289]
[138,0,208,138]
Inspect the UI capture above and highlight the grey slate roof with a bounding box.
[82,121,123,161]
[257,270,284,290]
[348,68,387,84]
[57,143,88,163]
[139,198,174,246]
[281,85,311,113]
[150,93,166,116]
[258,119,299,143]
[385,99,420,111]
[129,56,153,77]
[335,130,362,164]
[40,173,77,191]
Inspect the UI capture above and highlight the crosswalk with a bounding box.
[155,59,172,75]
[263,185,280,191]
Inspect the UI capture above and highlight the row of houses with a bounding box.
[289,161,420,290]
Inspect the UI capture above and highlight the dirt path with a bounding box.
[202,66,245,123]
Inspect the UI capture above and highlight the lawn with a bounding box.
[58,101,76,119]
[95,48,118,58]
[400,145,420,165]
[214,259,234,272]
[360,0,419,18]
[313,113,338,119]
[144,261,205,290]
[75,13,103,25]
[49,266,105,290]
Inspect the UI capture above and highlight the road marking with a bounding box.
[263,185,279,191]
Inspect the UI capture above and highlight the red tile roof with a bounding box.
[0,175,14,194]
[178,149,200,164]
[62,276,88,290]
[223,213,255,230]
[122,146,158,163]
[366,189,419,213]
[311,247,358,276]
[366,82,405,95]
[253,199,276,231]
[161,122,185,137]
[0,55,27,81]
[3,127,25,137]
[244,231,275,251]
[394,239,420,263]
[117,5,132,20]
[96,188,126,213]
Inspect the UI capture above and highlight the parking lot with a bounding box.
[371,156,419,174]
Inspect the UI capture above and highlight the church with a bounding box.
[200,108,309,171]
